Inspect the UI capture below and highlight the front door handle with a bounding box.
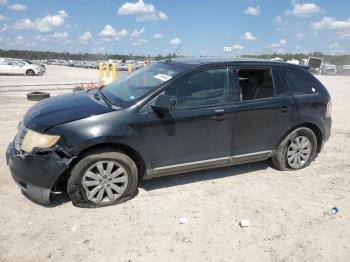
[211,109,232,121]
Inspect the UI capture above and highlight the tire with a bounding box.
[27,91,50,101]
[26,69,35,76]
[272,127,317,171]
[67,149,139,208]
[73,86,84,92]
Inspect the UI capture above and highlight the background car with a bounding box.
[338,65,350,75]
[0,58,43,76]
[23,59,46,73]
[321,63,337,75]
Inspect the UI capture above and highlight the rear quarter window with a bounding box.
[276,67,317,96]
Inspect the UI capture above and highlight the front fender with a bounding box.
[47,108,151,171]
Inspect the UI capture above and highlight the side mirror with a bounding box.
[151,94,176,111]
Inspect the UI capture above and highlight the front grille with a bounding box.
[14,122,28,151]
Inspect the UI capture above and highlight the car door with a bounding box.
[230,66,295,161]
[146,66,238,175]
[7,61,24,74]
[0,61,12,74]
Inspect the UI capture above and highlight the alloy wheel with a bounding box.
[81,161,128,204]
[287,136,312,169]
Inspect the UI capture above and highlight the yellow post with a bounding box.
[106,63,110,78]
[128,63,132,73]
[98,63,103,81]
[112,64,117,81]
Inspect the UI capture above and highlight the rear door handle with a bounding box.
[281,105,289,113]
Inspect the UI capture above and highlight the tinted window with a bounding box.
[165,67,234,109]
[237,69,274,101]
[277,68,315,95]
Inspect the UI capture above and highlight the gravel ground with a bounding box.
[0,65,127,96]
[0,72,349,262]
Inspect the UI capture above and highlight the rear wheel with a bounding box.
[272,127,317,171]
[67,149,138,208]
[26,69,35,76]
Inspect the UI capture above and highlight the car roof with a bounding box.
[165,57,304,69]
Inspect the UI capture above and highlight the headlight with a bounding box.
[21,129,60,153]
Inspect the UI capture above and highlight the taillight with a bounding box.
[326,99,332,118]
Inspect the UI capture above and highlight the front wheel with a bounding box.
[67,149,138,208]
[272,127,317,171]
[26,69,35,76]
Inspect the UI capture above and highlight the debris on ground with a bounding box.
[239,219,250,228]
[330,207,339,215]
[179,217,188,224]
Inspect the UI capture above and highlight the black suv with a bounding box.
[6,58,332,207]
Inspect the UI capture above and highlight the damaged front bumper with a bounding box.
[6,142,71,205]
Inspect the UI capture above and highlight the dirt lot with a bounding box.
[0,73,349,262]
[0,65,127,96]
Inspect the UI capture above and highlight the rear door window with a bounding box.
[277,68,316,95]
[237,68,275,101]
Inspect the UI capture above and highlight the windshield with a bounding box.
[102,62,185,107]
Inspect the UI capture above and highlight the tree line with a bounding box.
[1,49,349,66]
[0,49,174,61]
[242,52,350,66]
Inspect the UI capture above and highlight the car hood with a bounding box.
[24,90,115,132]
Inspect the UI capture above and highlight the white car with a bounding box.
[0,58,43,76]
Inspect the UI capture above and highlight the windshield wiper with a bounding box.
[94,88,112,108]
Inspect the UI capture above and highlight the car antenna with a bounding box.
[166,44,182,63]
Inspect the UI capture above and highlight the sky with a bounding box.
[0,0,349,56]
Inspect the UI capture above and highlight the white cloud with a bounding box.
[274,15,286,24]
[169,37,181,45]
[130,27,145,39]
[52,31,68,39]
[118,0,167,22]
[136,11,168,21]
[329,42,344,54]
[92,47,106,54]
[232,44,244,50]
[329,42,340,49]
[170,38,181,45]
[337,31,350,39]
[311,17,350,30]
[8,4,27,11]
[286,2,322,17]
[34,35,49,42]
[268,38,287,53]
[0,24,9,32]
[58,10,68,18]
[99,25,128,40]
[118,0,155,15]
[15,35,23,44]
[13,10,69,32]
[158,11,168,20]
[153,33,163,39]
[279,39,287,45]
[0,14,7,21]
[243,32,257,41]
[294,33,304,40]
[244,6,260,16]
[13,19,35,30]
[0,0,7,5]
[78,31,92,43]
[132,38,148,46]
